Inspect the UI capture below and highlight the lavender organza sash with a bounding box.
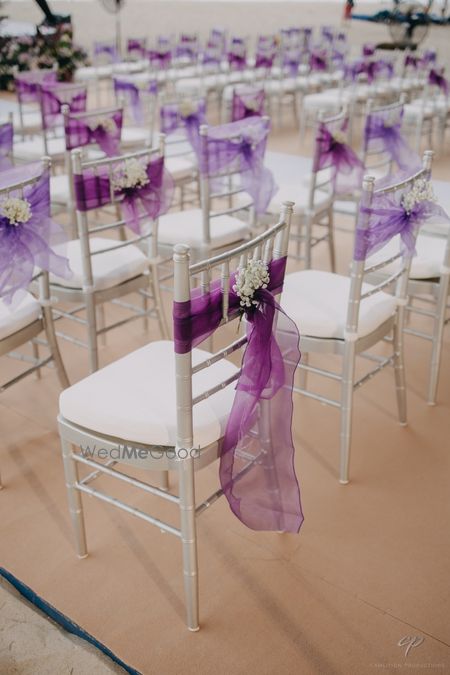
[314,123,364,195]
[64,111,122,156]
[199,118,277,214]
[114,79,157,124]
[364,115,421,172]
[41,86,87,129]
[127,39,147,58]
[94,42,119,63]
[231,89,265,122]
[160,100,206,153]
[74,156,174,233]
[283,49,302,75]
[15,70,57,104]
[0,163,71,302]
[0,122,13,171]
[310,51,328,72]
[429,69,449,95]
[173,256,304,533]
[354,192,450,261]
[148,50,172,69]
[255,53,275,70]
[228,51,247,71]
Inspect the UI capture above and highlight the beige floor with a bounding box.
[1,102,450,674]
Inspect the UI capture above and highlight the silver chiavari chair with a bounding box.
[282,151,434,484]
[48,142,170,373]
[159,118,262,262]
[57,202,294,630]
[0,160,69,487]
[112,74,158,149]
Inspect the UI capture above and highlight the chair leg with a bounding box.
[151,264,169,339]
[61,438,88,559]
[31,339,41,380]
[339,343,356,485]
[178,456,199,631]
[97,303,107,347]
[42,306,69,389]
[298,352,308,390]
[85,292,99,373]
[159,470,169,491]
[327,207,336,273]
[393,319,407,425]
[427,274,449,405]
[304,215,312,269]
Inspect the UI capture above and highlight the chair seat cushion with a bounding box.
[59,340,238,447]
[266,183,331,216]
[403,101,434,119]
[50,237,148,291]
[75,65,113,81]
[159,209,249,249]
[0,293,41,342]
[165,155,197,181]
[367,233,448,280]
[50,173,70,203]
[282,270,397,340]
[121,126,151,147]
[13,136,66,161]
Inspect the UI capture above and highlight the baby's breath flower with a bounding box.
[401,178,436,215]
[332,130,346,144]
[112,158,149,191]
[89,116,117,135]
[233,259,270,308]
[0,197,32,226]
[179,100,196,118]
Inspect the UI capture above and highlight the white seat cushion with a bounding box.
[367,233,448,280]
[403,101,434,119]
[266,183,331,216]
[50,237,148,291]
[121,126,151,147]
[302,89,344,110]
[282,270,397,340]
[159,209,249,249]
[50,173,70,203]
[59,340,238,447]
[0,293,41,341]
[165,155,197,181]
[13,136,66,161]
[75,65,113,81]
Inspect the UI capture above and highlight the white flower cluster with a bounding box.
[243,98,259,112]
[401,179,436,215]
[332,130,347,144]
[89,116,117,135]
[179,99,196,118]
[233,259,270,308]
[0,197,32,226]
[112,158,150,191]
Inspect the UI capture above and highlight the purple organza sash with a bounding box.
[114,78,157,124]
[283,48,302,75]
[231,89,265,122]
[94,42,119,63]
[160,100,206,153]
[41,85,87,129]
[0,122,13,171]
[404,54,419,70]
[363,43,375,57]
[429,68,449,96]
[148,49,172,69]
[354,191,450,261]
[127,38,147,58]
[255,53,275,70]
[199,118,277,214]
[310,50,327,72]
[0,163,71,303]
[64,111,122,156]
[74,156,174,233]
[15,70,57,104]
[228,51,247,71]
[173,256,304,533]
[314,123,363,195]
[346,59,393,83]
[364,114,421,172]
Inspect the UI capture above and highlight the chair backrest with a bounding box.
[346,150,434,337]
[71,139,172,266]
[113,75,158,131]
[310,108,350,208]
[160,97,206,158]
[172,202,293,450]
[93,41,120,65]
[0,116,14,171]
[197,116,273,243]
[14,69,58,134]
[363,95,407,175]
[231,87,265,122]
[40,82,88,151]
[127,37,147,60]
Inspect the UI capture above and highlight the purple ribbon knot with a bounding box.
[315,124,364,195]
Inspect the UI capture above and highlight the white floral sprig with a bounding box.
[88,116,117,135]
[401,179,436,215]
[112,158,150,191]
[233,259,270,308]
[179,99,196,118]
[0,197,32,226]
[332,129,347,144]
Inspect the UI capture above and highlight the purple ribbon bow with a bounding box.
[94,42,119,63]
[0,163,71,303]
[173,256,304,533]
[364,113,421,172]
[148,49,172,69]
[429,68,449,96]
[15,70,57,104]
[114,79,157,125]
[41,85,87,130]
[363,43,375,57]
[354,191,450,261]
[228,51,247,71]
[231,89,265,122]
[0,122,13,172]
[64,111,122,156]
[160,100,206,154]
[314,123,364,195]
[310,51,328,72]
[199,118,277,214]
[255,53,275,70]
[127,39,147,58]
[74,156,174,234]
